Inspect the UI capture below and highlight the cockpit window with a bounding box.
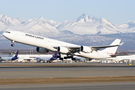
[5,31,10,33]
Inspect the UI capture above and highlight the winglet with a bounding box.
[119,42,124,46]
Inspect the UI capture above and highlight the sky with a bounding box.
[0,0,135,25]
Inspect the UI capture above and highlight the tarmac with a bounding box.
[0,82,135,90]
[0,63,135,79]
[0,63,135,90]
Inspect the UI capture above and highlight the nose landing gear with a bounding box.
[11,40,15,47]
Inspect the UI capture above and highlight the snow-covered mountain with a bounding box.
[1,14,135,51]
[58,14,135,35]
[57,14,121,35]
[1,14,135,36]
[0,14,61,37]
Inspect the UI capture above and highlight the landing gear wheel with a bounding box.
[11,40,15,47]
[11,44,14,47]
[60,58,63,60]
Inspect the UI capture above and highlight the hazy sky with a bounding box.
[0,0,135,24]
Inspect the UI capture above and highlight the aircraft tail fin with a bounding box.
[101,39,121,55]
[11,51,19,60]
[50,53,57,60]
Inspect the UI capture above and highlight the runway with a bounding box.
[0,63,135,90]
[0,63,135,79]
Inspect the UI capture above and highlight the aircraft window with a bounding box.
[6,31,10,33]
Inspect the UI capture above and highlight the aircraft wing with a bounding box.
[55,42,123,54]
[90,42,124,51]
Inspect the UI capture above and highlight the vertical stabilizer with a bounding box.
[101,39,121,55]
[50,53,57,60]
[11,51,19,60]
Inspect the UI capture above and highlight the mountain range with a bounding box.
[0,14,135,51]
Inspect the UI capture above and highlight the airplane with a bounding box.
[3,30,123,60]
[0,51,19,61]
[108,54,135,63]
[35,53,58,63]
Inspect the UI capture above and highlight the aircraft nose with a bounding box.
[3,31,11,38]
[3,32,6,37]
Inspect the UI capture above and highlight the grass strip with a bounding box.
[0,76,135,85]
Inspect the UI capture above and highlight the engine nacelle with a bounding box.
[81,46,92,53]
[57,47,69,53]
[36,47,49,53]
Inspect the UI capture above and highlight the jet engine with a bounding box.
[81,46,92,53]
[36,47,49,53]
[57,47,69,53]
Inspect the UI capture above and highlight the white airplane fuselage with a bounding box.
[0,57,13,61]
[3,31,118,59]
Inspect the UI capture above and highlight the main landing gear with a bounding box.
[57,53,75,61]
[57,53,63,60]
[11,40,15,47]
